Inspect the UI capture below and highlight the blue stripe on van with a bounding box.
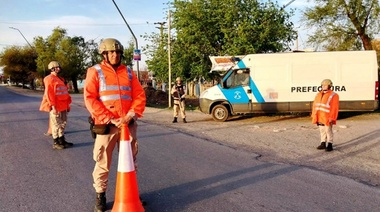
[219,85,250,104]
[237,60,246,69]
[237,60,265,103]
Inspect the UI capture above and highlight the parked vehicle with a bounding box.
[199,51,379,121]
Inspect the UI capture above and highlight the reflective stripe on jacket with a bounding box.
[311,90,339,126]
[39,74,71,112]
[84,60,146,125]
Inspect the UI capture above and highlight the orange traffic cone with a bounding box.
[47,119,52,134]
[112,124,144,212]
[44,118,52,136]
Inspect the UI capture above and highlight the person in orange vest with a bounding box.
[39,61,73,149]
[171,77,187,123]
[83,38,146,212]
[312,79,339,152]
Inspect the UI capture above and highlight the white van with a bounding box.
[199,51,379,121]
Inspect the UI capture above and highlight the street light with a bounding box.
[9,26,47,83]
[111,0,140,82]
[283,0,296,9]
[9,27,33,48]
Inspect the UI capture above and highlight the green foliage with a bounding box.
[34,27,96,92]
[142,0,296,83]
[122,39,135,67]
[2,26,131,92]
[0,46,37,87]
[142,31,170,83]
[302,0,380,50]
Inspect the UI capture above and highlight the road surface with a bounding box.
[1,85,379,212]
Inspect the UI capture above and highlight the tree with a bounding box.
[302,0,380,50]
[34,27,88,93]
[142,30,170,83]
[0,46,37,88]
[371,38,380,75]
[143,0,296,83]
[122,39,135,67]
[58,36,87,92]
[84,39,101,68]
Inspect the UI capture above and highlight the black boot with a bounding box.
[183,118,187,123]
[172,117,178,123]
[325,142,333,152]
[59,136,73,148]
[53,138,65,150]
[94,192,106,212]
[316,142,326,150]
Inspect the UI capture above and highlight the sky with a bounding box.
[0,0,310,72]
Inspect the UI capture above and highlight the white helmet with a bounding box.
[98,38,124,54]
[321,79,333,87]
[48,61,60,70]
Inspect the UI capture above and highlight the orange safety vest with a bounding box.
[39,74,71,112]
[84,61,146,125]
[311,90,339,126]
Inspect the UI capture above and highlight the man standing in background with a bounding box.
[171,77,187,123]
[312,79,339,152]
[39,61,73,150]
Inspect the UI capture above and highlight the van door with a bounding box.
[221,69,251,113]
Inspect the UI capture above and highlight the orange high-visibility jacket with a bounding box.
[311,90,339,126]
[84,61,146,125]
[39,74,71,112]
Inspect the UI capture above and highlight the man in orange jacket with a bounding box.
[83,38,146,212]
[39,61,73,150]
[312,79,339,152]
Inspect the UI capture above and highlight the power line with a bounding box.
[0,20,149,26]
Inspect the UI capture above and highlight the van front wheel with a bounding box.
[211,105,229,122]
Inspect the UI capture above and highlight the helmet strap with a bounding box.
[51,68,59,75]
[104,52,122,69]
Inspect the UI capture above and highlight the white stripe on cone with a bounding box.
[117,139,135,173]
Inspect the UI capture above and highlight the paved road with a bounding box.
[1,85,380,212]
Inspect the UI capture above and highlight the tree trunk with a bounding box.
[71,76,79,93]
[360,33,373,50]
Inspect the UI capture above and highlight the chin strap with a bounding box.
[104,54,122,68]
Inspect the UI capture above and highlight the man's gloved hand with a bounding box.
[111,112,136,128]
[110,118,122,128]
[122,111,136,125]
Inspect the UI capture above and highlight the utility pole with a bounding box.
[167,10,172,108]
[154,22,167,44]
